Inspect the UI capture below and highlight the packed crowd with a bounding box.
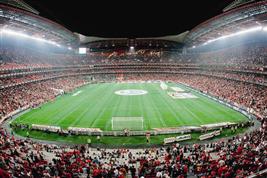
[0,73,266,177]
[92,66,267,86]
[122,73,267,118]
[0,74,54,86]
[1,70,265,121]
[0,77,88,119]
[195,43,267,70]
[0,116,266,177]
[0,38,267,177]
[192,71,267,85]
[0,71,91,87]
[0,41,266,92]
[1,65,266,90]
[0,39,266,68]
[175,75,267,117]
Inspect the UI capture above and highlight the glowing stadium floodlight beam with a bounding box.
[201,26,263,46]
[234,26,262,35]
[0,29,62,47]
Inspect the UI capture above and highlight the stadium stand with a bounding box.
[0,118,266,177]
[0,41,266,177]
[0,0,266,177]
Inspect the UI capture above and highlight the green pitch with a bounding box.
[13,82,248,131]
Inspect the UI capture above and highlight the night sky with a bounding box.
[24,0,234,38]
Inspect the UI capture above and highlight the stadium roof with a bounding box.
[223,0,260,12]
[77,31,189,45]
[1,0,266,50]
[0,1,79,47]
[0,0,39,14]
[184,0,267,47]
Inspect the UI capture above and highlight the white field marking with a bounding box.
[171,87,185,92]
[160,82,168,90]
[115,89,148,96]
[72,90,82,96]
[168,92,198,99]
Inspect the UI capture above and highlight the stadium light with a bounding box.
[0,29,62,47]
[129,46,135,53]
[79,47,86,54]
[202,26,263,46]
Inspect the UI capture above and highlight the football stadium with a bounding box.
[0,0,266,177]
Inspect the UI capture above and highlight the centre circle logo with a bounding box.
[115,89,148,96]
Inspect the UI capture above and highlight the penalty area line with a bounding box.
[72,90,82,96]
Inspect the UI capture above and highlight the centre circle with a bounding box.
[115,89,148,96]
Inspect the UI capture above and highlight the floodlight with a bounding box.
[202,26,263,46]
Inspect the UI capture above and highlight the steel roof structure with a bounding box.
[0,0,39,14]
[184,0,267,47]
[0,2,79,47]
[0,0,266,51]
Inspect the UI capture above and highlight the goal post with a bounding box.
[111,117,144,131]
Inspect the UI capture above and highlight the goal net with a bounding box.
[111,117,144,131]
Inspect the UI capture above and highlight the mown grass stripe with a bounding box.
[13,82,248,131]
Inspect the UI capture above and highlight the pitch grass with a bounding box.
[13,82,248,131]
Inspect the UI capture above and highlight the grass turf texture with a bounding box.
[13,82,248,131]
